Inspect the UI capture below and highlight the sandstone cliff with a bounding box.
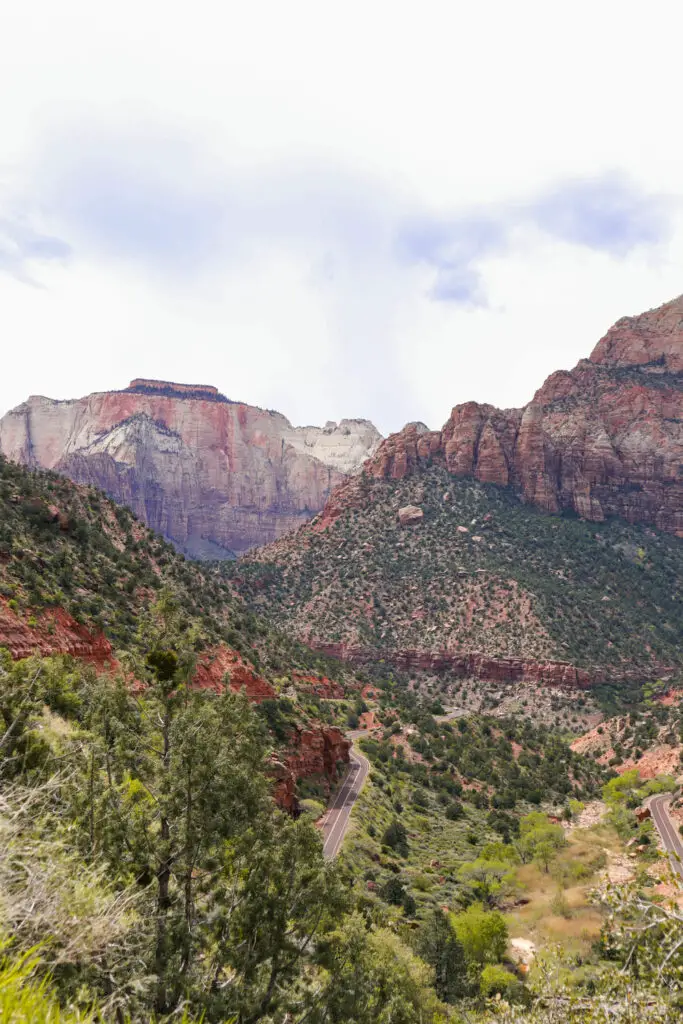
[330,295,682,537]
[0,381,381,557]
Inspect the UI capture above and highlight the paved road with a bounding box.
[436,707,468,723]
[321,740,370,859]
[649,794,683,880]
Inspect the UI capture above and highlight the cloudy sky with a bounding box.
[1,1,682,435]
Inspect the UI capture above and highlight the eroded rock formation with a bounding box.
[326,295,683,537]
[307,641,591,688]
[0,380,381,557]
[271,727,351,813]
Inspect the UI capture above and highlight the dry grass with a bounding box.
[506,824,620,957]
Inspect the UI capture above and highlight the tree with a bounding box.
[204,815,345,1024]
[415,907,468,1003]
[480,963,522,1000]
[382,875,406,906]
[516,812,565,864]
[534,841,555,873]
[451,903,508,966]
[317,914,445,1023]
[65,596,276,1014]
[0,650,51,778]
[382,818,409,857]
[457,857,515,906]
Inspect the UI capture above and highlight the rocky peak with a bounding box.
[589,294,683,372]
[324,294,683,537]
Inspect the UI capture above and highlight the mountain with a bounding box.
[231,296,683,688]
[233,465,683,686]
[0,378,381,558]
[348,294,683,537]
[0,453,358,808]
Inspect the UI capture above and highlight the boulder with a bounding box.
[397,504,424,526]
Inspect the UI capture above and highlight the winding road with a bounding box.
[649,794,683,880]
[320,707,466,859]
[321,735,371,859]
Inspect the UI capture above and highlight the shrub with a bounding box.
[480,963,522,1000]
[382,818,408,857]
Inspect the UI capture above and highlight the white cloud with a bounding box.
[1,0,682,434]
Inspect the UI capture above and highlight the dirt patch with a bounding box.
[564,800,607,832]
[604,851,635,884]
[509,937,536,964]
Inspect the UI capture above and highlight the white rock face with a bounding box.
[284,419,381,474]
[0,383,382,557]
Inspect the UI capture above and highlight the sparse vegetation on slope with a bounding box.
[233,466,683,680]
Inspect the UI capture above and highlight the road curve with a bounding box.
[322,740,370,860]
[649,794,683,880]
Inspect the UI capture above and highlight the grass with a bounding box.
[506,823,619,958]
[0,946,93,1023]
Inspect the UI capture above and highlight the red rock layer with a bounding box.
[193,645,276,702]
[307,640,591,688]
[320,295,683,537]
[291,672,347,698]
[271,726,351,813]
[0,600,114,666]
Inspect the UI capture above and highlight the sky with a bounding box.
[1,1,683,435]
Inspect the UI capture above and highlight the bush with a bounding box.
[446,800,464,820]
[480,963,522,1000]
[381,875,406,906]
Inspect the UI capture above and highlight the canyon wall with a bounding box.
[0,380,381,557]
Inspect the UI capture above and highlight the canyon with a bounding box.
[0,379,381,557]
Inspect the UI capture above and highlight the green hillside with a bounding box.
[233,466,683,681]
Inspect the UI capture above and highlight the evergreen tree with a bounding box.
[415,907,468,1003]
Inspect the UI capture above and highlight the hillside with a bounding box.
[1,462,682,1020]
[571,685,683,780]
[233,464,683,685]
[0,379,381,557]
[0,453,362,806]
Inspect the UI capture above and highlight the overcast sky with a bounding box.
[1,1,682,435]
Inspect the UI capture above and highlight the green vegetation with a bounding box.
[0,453,358,685]
[234,465,683,679]
[2,456,683,1020]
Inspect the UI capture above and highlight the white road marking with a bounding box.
[322,747,370,859]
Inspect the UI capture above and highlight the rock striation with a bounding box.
[0,600,115,666]
[327,295,683,537]
[0,380,381,557]
[307,641,591,688]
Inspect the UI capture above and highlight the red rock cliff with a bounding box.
[0,600,115,666]
[331,295,683,537]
